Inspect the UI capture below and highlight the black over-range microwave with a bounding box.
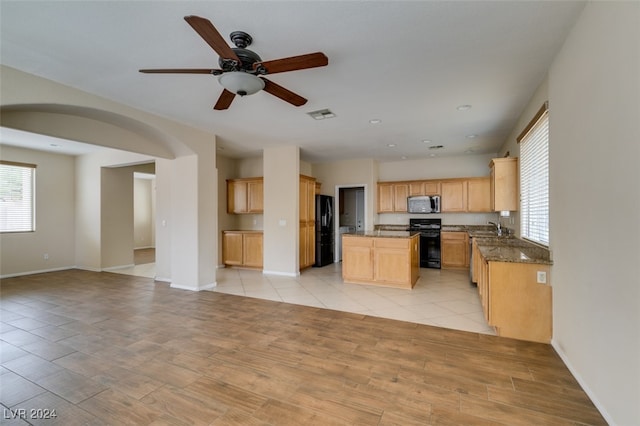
[407,195,441,213]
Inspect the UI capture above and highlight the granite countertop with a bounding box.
[474,237,552,265]
[345,230,420,238]
[375,223,551,264]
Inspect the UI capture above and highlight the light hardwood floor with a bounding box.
[1,270,606,425]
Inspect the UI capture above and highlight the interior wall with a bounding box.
[101,166,134,269]
[313,158,378,231]
[263,146,299,276]
[75,148,153,272]
[377,153,497,181]
[134,177,154,249]
[0,145,75,277]
[547,2,639,424]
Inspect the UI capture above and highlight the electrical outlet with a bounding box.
[536,271,547,284]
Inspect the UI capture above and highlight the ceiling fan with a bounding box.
[139,15,328,110]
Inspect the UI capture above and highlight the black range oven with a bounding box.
[409,218,442,269]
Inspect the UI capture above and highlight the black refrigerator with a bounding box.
[314,195,334,267]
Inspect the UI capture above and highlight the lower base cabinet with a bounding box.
[474,240,551,343]
[441,231,469,268]
[223,231,263,269]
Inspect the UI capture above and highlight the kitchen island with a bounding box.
[342,231,420,289]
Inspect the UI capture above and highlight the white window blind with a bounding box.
[0,161,36,233]
[519,105,549,246]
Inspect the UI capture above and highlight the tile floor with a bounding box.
[112,262,496,336]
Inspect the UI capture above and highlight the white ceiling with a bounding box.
[0,1,585,162]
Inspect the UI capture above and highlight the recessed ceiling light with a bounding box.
[422,139,432,144]
[369,119,382,124]
[387,143,396,147]
[429,153,437,157]
[457,104,472,111]
[466,134,477,139]
[401,156,407,160]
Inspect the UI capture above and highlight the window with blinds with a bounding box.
[518,104,549,246]
[0,161,36,233]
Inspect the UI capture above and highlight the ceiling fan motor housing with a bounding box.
[218,31,265,74]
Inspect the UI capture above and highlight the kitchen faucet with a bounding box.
[488,221,502,236]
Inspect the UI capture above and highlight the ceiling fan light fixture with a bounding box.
[218,71,264,96]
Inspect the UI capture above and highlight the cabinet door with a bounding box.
[409,181,424,196]
[247,180,264,213]
[342,237,374,281]
[227,181,248,214]
[490,158,518,211]
[424,182,441,195]
[223,232,243,265]
[393,184,409,212]
[243,233,263,268]
[441,232,469,268]
[467,178,491,212]
[441,180,467,212]
[377,184,394,213]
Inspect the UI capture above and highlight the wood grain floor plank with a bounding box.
[0,270,606,424]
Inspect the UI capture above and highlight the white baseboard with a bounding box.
[154,276,171,283]
[551,339,614,425]
[170,281,216,292]
[102,264,135,272]
[262,270,299,278]
[0,266,74,279]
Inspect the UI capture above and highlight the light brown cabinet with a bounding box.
[377,183,395,213]
[227,177,263,214]
[467,177,491,212]
[378,177,491,213]
[377,182,409,213]
[441,231,469,268]
[300,175,316,270]
[489,157,518,212]
[474,240,551,343]
[222,231,263,269]
[441,180,468,212]
[342,234,419,289]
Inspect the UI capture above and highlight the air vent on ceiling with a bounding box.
[307,109,336,120]
[428,145,444,150]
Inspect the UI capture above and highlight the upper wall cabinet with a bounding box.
[378,177,490,214]
[467,177,492,212]
[489,158,518,212]
[227,177,264,214]
[440,180,468,212]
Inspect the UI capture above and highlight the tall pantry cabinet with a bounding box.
[299,175,316,270]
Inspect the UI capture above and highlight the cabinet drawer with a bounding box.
[374,238,410,249]
[441,231,468,240]
[342,236,373,248]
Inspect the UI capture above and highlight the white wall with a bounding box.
[263,146,299,276]
[101,166,134,268]
[313,158,378,230]
[0,145,75,277]
[378,153,496,181]
[546,2,639,424]
[134,177,155,249]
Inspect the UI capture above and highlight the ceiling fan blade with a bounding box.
[139,68,221,74]
[254,52,328,74]
[261,78,307,107]
[184,15,240,62]
[214,89,236,110]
